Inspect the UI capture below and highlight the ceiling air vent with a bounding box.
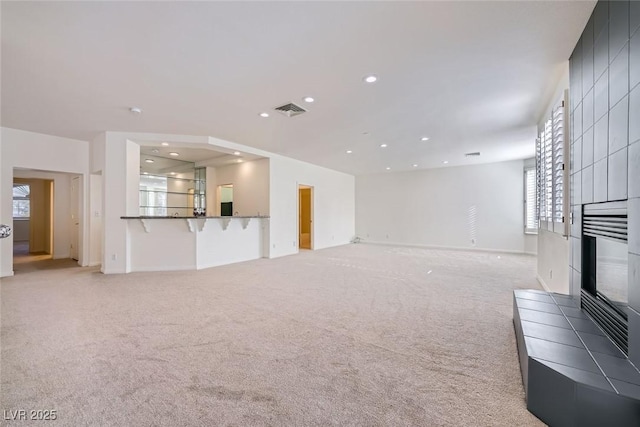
[465,152,481,157]
[274,102,307,117]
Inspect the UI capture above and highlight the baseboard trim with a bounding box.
[360,240,533,256]
[130,265,195,273]
[536,274,551,292]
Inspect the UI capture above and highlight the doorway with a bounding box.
[12,178,54,264]
[218,184,234,216]
[298,185,313,250]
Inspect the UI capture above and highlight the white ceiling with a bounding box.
[138,142,265,174]
[1,1,594,175]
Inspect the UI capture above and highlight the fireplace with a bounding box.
[581,201,629,354]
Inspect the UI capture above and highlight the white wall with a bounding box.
[0,127,89,277]
[523,157,538,255]
[537,229,570,294]
[269,155,355,258]
[214,159,269,216]
[536,63,570,293]
[12,219,29,241]
[356,159,528,253]
[100,133,140,274]
[89,174,103,266]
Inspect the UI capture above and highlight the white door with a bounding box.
[70,176,80,260]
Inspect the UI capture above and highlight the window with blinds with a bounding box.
[536,92,569,236]
[12,184,30,218]
[525,168,537,233]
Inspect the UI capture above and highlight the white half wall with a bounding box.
[0,127,89,277]
[269,155,355,258]
[356,159,528,253]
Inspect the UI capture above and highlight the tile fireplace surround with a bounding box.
[514,1,640,425]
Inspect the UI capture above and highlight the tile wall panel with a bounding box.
[607,147,627,201]
[593,158,608,202]
[594,113,609,162]
[569,0,639,364]
[608,95,629,154]
[609,44,629,107]
[583,128,594,167]
[609,0,629,61]
[630,142,640,198]
[582,165,594,203]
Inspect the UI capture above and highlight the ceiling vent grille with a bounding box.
[465,152,481,157]
[274,102,307,117]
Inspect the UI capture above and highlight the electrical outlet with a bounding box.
[111,254,117,261]
[272,244,276,249]
[293,241,296,247]
[550,269,553,279]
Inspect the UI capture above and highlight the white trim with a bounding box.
[536,274,551,292]
[360,240,534,256]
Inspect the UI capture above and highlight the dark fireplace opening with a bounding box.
[581,201,629,354]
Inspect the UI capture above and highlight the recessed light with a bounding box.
[144,159,154,163]
[421,137,430,141]
[443,160,449,164]
[169,152,179,156]
[233,151,241,156]
[386,167,391,170]
[346,150,353,154]
[380,144,388,148]
[151,149,159,154]
[303,96,315,103]
[142,172,149,175]
[170,172,176,176]
[161,142,169,146]
[259,112,269,118]
[129,107,142,114]
[363,75,378,83]
[413,164,418,167]
[237,159,243,163]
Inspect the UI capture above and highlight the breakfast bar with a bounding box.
[122,216,269,272]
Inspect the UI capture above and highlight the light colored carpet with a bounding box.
[1,244,544,426]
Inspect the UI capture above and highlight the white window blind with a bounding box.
[12,184,30,218]
[536,92,569,236]
[525,168,537,233]
[552,103,564,225]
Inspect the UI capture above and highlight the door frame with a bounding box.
[298,184,313,250]
[70,176,80,260]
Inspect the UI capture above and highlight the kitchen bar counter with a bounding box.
[121,215,270,219]
[121,216,269,272]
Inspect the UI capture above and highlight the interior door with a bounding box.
[298,185,313,249]
[70,176,80,260]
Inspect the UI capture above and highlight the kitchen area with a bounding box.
[121,141,270,272]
